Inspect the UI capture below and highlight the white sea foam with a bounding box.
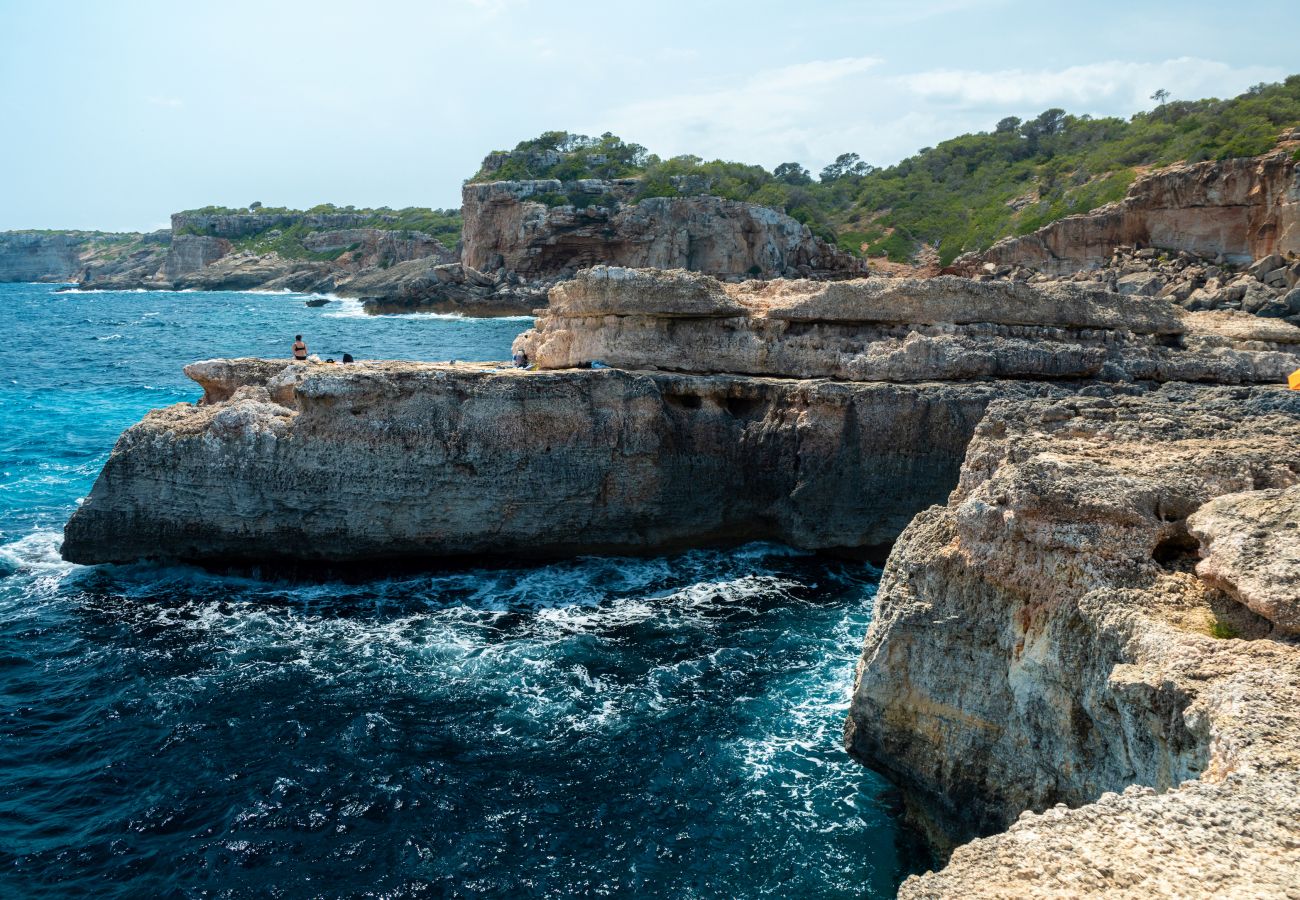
[0,529,76,576]
[56,287,153,294]
[324,297,533,322]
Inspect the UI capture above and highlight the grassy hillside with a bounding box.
[474,75,1300,265]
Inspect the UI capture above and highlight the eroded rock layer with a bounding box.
[845,386,1300,897]
[962,149,1300,274]
[461,179,867,281]
[61,360,1063,566]
[515,267,1300,384]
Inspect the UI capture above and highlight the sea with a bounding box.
[0,283,921,898]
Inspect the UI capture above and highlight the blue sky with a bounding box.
[1,0,1294,231]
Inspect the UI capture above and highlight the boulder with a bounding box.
[1187,484,1300,634]
[1247,252,1285,280]
[1116,271,1165,296]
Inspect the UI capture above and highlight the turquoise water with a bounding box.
[0,284,918,897]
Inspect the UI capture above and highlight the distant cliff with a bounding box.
[0,230,167,282]
[357,155,870,315]
[71,206,462,299]
[955,147,1300,274]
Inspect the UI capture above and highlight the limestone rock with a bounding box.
[461,179,868,282]
[164,234,232,279]
[338,260,546,316]
[845,385,1300,896]
[959,150,1300,274]
[1188,485,1300,634]
[515,267,1300,384]
[0,232,87,281]
[1115,271,1165,296]
[0,230,169,284]
[61,360,1067,566]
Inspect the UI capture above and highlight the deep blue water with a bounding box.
[0,284,917,897]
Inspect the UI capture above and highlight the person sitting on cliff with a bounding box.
[512,350,528,369]
[342,353,354,364]
[292,335,308,361]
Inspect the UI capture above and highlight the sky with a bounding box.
[0,0,1294,231]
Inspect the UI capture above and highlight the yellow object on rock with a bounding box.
[1291,369,1300,390]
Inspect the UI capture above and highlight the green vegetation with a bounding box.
[1209,620,1241,640]
[474,76,1300,265]
[174,204,463,258]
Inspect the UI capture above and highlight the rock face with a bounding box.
[73,211,459,300]
[1188,485,1300,635]
[164,234,231,279]
[845,386,1300,896]
[961,150,1300,274]
[0,230,168,283]
[0,232,84,281]
[461,179,868,282]
[515,267,1300,384]
[60,360,1062,566]
[342,260,546,316]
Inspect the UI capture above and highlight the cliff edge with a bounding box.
[846,386,1300,897]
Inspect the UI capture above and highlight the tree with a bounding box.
[995,116,1022,134]
[773,162,812,185]
[249,201,263,210]
[819,152,872,182]
[1150,88,1171,105]
[1020,108,1068,155]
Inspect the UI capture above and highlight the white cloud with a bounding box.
[593,55,1287,177]
[593,57,883,167]
[895,57,1285,111]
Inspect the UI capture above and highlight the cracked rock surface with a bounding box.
[846,385,1300,898]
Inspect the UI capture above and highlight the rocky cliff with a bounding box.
[0,232,84,281]
[461,178,868,281]
[61,361,1056,565]
[66,171,869,316]
[64,268,1300,568]
[515,267,1300,385]
[72,209,460,300]
[845,386,1300,896]
[959,149,1300,274]
[61,266,1300,895]
[0,230,168,282]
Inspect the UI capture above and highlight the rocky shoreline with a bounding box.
[61,267,1300,896]
[848,386,1300,896]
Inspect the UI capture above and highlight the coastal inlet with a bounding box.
[0,284,921,897]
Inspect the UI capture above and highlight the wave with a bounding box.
[322,297,534,322]
[56,287,154,294]
[0,529,75,577]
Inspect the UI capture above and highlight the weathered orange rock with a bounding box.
[963,150,1300,274]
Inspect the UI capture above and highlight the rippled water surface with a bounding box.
[0,284,918,897]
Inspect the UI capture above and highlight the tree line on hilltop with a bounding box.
[475,76,1300,265]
